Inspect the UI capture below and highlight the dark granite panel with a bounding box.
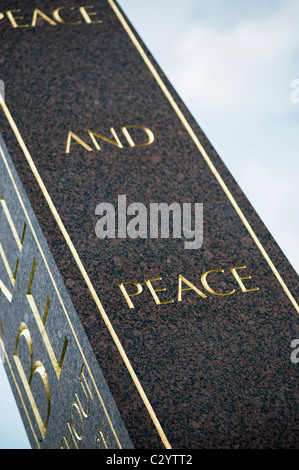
[0,0,298,449]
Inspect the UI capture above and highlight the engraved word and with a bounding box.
[65,125,155,154]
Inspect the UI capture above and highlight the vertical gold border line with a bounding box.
[108,0,299,315]
[0,339,40,448]
[0,99,171,449]
[0,143,122,449]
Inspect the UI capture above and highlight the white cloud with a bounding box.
[119,0,299,273]
[171,0,299,110]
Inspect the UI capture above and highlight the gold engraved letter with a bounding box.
[178,274,207,302]
[0,317,4,338]
[95,419,109,449]
[31,9,57,27]
[70,402,84,441]
[88,128,123,150]
[75,363,93,418]
[61,422,79,449]
[0,243,18,288]
[145,277,174,305]
[230,265,260,293]
[0,277,12,303]
[6,10,29,28]
[122,125,155,147]
[52,7,82,25]
[201,269,235,296]
[13,322,51,439]
[0,196,26,302]
[1,196,26,253]
[66,131,93,154]
[118,281,143,309]
[26,259,68,380]
[79,5,102,24]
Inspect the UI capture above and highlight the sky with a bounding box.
[0,0,298,449]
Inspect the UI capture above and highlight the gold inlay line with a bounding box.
[107,0,299,315]
[1,196,23,252]
[0,143,122,449]
[0,278,12,303]
[0,242,15,287]
[1,0,297,449]
[0,97,170,449]
[0,339,41,448]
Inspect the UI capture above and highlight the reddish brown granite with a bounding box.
[0,0,298,449]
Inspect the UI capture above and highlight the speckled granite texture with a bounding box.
[0,0,298,449]
[0,135,133,449]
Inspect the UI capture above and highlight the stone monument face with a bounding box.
[0,0,298,449]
